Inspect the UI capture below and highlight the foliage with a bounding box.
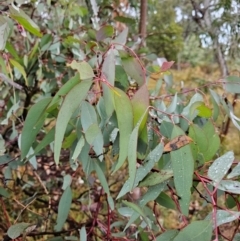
[0,1,240,241]
[146,0,184,61]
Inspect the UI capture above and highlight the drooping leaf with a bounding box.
[119,49,145,86]
[32,127,55,156]
[7,223,30,239]
[94,161,114,210]
[205,210,240,227]
[189,124,208,164]
[209,89,220,121]
[81,101,98,130]
[113,87,133,172]
[9,58,28,85]
[131,84,149,132]
[67,60,95,80]
[224,76,240,94]
[182,93,203,120]
[139,182,167,207]
[0,16,11,50]
[85,123,101,144]
[156,192,176,210]
[72,136,85,160]
[0,187,10,198]
[208,151,234,183]
[117,143,164,198]
[62,174,72,190]
[139,170,173,187]
[202,121,220,161]
[227,163,240,179]
[156,230,179,241]
[79,226,87,241]
[122,200,149,226]
[54,186,72,231]
[213,180,240,194]
[172,220,212,241]
[170,125,194,216]
[21,98,52,159]
[102,48,115,85]
[47,74,81,111]
[54,80,92,164]
[112,27,128,46]
[96,25,114,41]
[9,5,42,37]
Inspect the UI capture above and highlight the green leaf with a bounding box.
[117,109,149,197]
[196,104,212,118]
[216,180,240,194]
[208,151,234,183]
[32,127,55,156]
[102,48,115,85]
[54,186,72,231]
[9,58,28,85]
[48,74,81,112]
[189,124,208,164]
[119,49,145,86]
[114,16,136,25]
[81,101,98,130]
[21,97,52,159]
[96,25,114,41]
[67,60,94,80]
[224,76,240,94]
[54,80,92,165]
[0,16,11,50]
[182,93,203,120]
[9,5,42,37]
[202,121,220,161]
[209,89,220,121]
[85,123,101,144]
[112,27,128,45]
[227,163,240,178]
[122,200,149,226]
[94,161,114,210]
[156,230,179,241]
[79,226,87,241]
[139,182,167,206]
[115,65,129,90]
[205,210,240,227]
[0,187,10,198]
[131,85,149,132]
[72,136,85,160]
[113,87,133,172]
[156,192,176,210]
[62,174,72,190]
[173,221,212,241]
[170,125,194,216]
[7,223,30,239]
[139,170,173,187]
[117,143,164,198]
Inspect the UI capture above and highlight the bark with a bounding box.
[139,0,148,46]
[191,0,229,77]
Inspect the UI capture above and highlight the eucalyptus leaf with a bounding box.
[54,186,72,231]
[170,125,194,215]
[172,220,212,241]
[208,151,234,183]
[54,81,92,165]
[21,98,52,159]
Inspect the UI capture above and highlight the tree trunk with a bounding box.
[139,0,148,46]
